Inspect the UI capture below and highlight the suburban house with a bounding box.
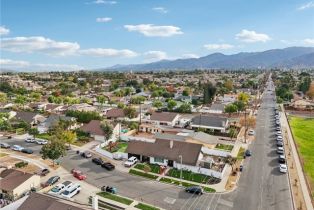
[0,169,40,200]
[184,132,220,149]
[80,120,120,142]
[14,111,45,126]
[190,115,229,133]
[126,139,226,178]
[105,108,126,120]
[67,103,97,112]
[144,112,179,127]
[17,192,93,210]
[208,103,225,114]
[37,115,77,134]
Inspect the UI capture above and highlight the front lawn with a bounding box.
[134,163,161,174]
[129,169,158,180]
[135,203,160,210]
[166,168,210,184]
[215,143,234,151]
[97,192,133,205]
[103,141,128,153]
[289,116,314,199]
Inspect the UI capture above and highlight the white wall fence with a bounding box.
[201,147,231,157]
[120,135,155,143]
[94,144,128,160]
[173,162,226,179]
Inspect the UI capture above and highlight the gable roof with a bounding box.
[150,112,178,122]
[209,103,225,111]
[106,108,125,118]
[188,132,219,145]
[126,139,202,166]
[191,115,228,128]
[15,111,38,123]
[0,169,35,191]
[18,193,92,210]
[80,120,105,136]
[155,133,186,142]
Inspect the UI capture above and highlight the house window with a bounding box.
[154,157,164,163]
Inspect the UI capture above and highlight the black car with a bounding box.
[275,127,281,131]
[101,186,117,194]
[279,157,286,164]
[92,158,104,165]
[44,176,60,187]
[81,151,92,158]
[277,141,284,147]
[101,162,115,171]
[245,150,252,157]
[39,168,50,176]
[185,186,203,195]
[21,148,33,154]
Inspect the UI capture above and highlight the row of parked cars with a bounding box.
[77,151,116,171]
[47,179,81,199]
[0,142,34,154]
[274,107,288,173]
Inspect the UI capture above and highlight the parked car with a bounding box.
[277,147,284,154]
[245,150,252,157]
[11,145,24,151]
[71,169,87,180]
[44,176,60,187]
[279,164,287,173]
[81,151,92,158]
[278,155,286,164]
[25,137,35,143]
[48,182,70,195]
[124,156,138,167]
[276,131,282,136]
[92,157,104,165]
[276,141,284,147]
[61,183,81,199]
[248,130,255,136]
[101,186,117,194]
[36,139,48,145]
[275,126,281,131]
[21,148,33,154]
[275,120,280,125]
[277,136,283,141]
[38,168,50,176]
[185,186,203,195]
[101,162,115,171]
[0,142,10,148]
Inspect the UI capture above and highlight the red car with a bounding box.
[71,169,87,180]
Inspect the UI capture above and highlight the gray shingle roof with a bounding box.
[191,115,228,128]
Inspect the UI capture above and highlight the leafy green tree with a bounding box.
[130,96,145,104]
[182,88,190,96]
[0,92,8,103]
[29,128,39,139]
[59,130,77,147]
[203,82,216,104]
[66,110,101,123]
[123,106,137,118]
[117,102,126,109]
[224,80,233,91]
[167,99,177,111]
[14,95,27,106]
[298,77,311,94]
[100,121,113,140]
[176,103,192,113]
[40,137,66,166]
[153,100,163,109]
[228,128,237,140]
[233,101,245,111]
[225,104,238,115]
[30,92,42,102]
[238,92,250,104]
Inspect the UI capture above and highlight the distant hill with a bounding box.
[105,47,314,71]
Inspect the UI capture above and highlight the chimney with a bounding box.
[170,140,173,149]
[92,195,98,210]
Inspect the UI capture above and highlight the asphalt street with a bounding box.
[0,79,294,210]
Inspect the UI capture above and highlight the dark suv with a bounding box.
[185,186,203,195]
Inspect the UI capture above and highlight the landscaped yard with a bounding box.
[215,143,234,151]
[102,141,128,153]
[97,192,133,205]
[134,163,161,174]
[289,116,314,199]
[36,133,51,140]
[166,168,210,184]
[135,203,160,210]
[129,169,158,180]
[159,177,215,192]
[237,147,245,160]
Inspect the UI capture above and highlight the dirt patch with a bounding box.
[225,160,242,191]
[0,156,40,173]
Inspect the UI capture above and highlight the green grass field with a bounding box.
[289,116,314,199]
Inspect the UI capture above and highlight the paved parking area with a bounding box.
[0,136,43,155]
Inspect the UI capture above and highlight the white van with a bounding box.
[61,183,81,199]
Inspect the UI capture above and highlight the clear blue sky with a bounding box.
[1,0,314,71]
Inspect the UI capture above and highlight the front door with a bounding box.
[168,160,173,167]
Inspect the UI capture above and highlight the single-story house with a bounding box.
[80,120,119,142]
[37,115,77,134]
[145,112,180,127]
[208,103,225,114]
[14,111,45,126]
[190,115,229,133]
[17,192,93,210]
[0,169,40,200]
[105,108,126,120]
[185,131,220,148]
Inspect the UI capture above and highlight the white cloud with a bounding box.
[144,51,167,61]
[1,36,80,56]
[204,44,234,50]
[181,53,199,59]
[235,29,271,43]
[297,1,314,10]
[91,0,117,4]
[152,7,168,14]
[303,38,314,45]
[96,17,112,22]
[0,26,10,35]
[124,24,183,37]
[0,58,82,71]
[80,48,138,57]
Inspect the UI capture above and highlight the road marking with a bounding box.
[164,197,176,204]
[206,193,216,210]
[217,198,234,208]
[212,194,221,210]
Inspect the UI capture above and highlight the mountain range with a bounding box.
[105,47,314,71]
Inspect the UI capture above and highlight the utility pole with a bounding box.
[179,155,183,186]
[244,110,247,143]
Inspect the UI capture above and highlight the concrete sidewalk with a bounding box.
[280,105,314,210]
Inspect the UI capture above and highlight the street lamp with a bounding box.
[179,155,183,186]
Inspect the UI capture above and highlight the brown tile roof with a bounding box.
[18,193,92,210]
[80,120,105,136]
[126,139,202,166]
[150,112,178,122]
[0,169,34,191]
[106,108,125,118]
[15,111,37,124]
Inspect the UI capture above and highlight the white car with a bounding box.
[248,130,255,136]
[277,147,284,154]
[48,181,72,195]
[124,156,138,167]
[61,183,81,199]
[25,137,35,143]
[11,145,24,151]
[276,131,282,136]
[36,139,48,145]
[277,136,283,141]
[279,164,287,173]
